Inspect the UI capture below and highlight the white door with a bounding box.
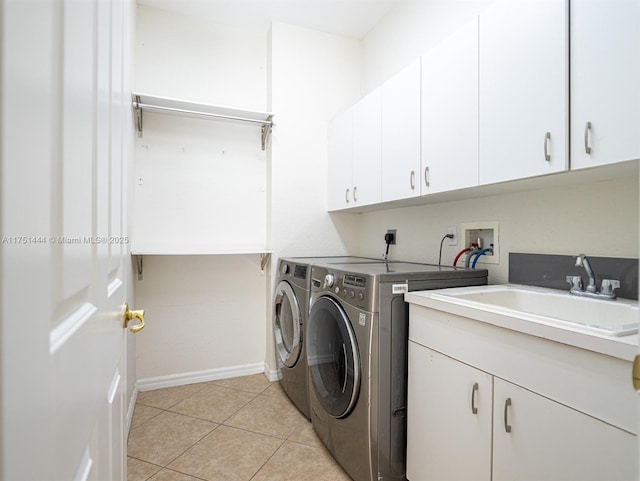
[479,0,568,185]
[328,108,354,211]
[422,17,479,195]
[352,88,382,207]
[381,59,421,202]
[406,343,492,481]
[570,0,640,169]
[0,1,135,480]
[493,378,637,481]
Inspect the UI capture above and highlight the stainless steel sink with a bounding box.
[431,285,640,336]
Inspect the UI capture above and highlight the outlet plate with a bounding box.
[460,221,499,265]
[447,226,458,246]
[386,229,397,245]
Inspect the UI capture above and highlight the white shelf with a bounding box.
[131,92,274,150]
[131,248,272,280]
[130,248,272,256]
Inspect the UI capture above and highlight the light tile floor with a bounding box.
[127,374,353,481]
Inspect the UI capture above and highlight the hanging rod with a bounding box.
[132,93,274,150]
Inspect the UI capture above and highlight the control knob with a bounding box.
[357,292,365,301]
[323,273,335,289]
[281,263,290,275]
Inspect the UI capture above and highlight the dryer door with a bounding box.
[307,296,361,418]
[273,280,302,368]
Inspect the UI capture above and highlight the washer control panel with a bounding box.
[339,273,369,308]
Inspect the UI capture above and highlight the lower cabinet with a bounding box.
[407,343,637,481]
[407,343,492,481]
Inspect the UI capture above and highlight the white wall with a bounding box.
[357,0,639,284]
[135,5,266,109]
[359,177,639,284]
[133,9,363,381]
[268,22,362,256]
[134,255,267,379]
[134,6,270,382]
[266,22,362,370]
[362,0,494,94]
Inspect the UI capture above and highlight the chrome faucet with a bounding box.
[566,254,620,300]
[575,254,597,292]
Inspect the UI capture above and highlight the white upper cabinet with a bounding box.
[570,0,640,169]
[328,89,381,211]
[328,108,353,211]
[352,88,382,206]
[422,17,479,194]
[479,0,568,185]
[381,59,421,202]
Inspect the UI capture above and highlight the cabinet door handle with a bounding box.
[410,170,415,190]
[424,166,430,188]
[544,132,551,162]
[504,397,512,433]
[584,121,592,154]
[345,188,350,203]
[471,382,479,415]
[353,186,358,202]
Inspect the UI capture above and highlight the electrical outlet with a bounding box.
[447,226,458,246]
[386,229,397,245]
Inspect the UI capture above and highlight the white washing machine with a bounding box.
[273,256,383,419]
[306,261,488,481]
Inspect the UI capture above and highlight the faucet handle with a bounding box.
[600,279,620,296]
[566,275,583,291]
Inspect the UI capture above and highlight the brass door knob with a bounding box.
[633,355,640,391]
[123,303,145,333]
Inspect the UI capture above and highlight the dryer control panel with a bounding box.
[312,266,374,311]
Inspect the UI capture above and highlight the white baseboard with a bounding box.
[264,362,281,382]
[136,362,268,392]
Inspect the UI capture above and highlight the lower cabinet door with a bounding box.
[407,343,492,481]
[493,378,638,481]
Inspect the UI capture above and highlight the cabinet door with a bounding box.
[493,378,637,481]
[407,343,492,481]
[479,0,568,185]
[381,59,421,201]
[327,108,353,211]
[570,0,640,169]
[422,17,479,194]
[352,88,382,206]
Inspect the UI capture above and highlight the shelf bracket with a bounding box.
[260,252,271,274]
[134,95,143,138]
[135,254,143,280]
[261,115,273,151]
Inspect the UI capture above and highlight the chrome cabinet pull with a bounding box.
[584,121,592,154]
[353,186,358,202]
[471,382,479,414]
[504,398,512,433]
[345,188,350,203]
[544,132,551,162]
[410,170,415,190]
[424,166,430,188]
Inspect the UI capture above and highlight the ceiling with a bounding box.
[137,0,404,39]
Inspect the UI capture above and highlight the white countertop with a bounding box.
[405,284,639,362]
